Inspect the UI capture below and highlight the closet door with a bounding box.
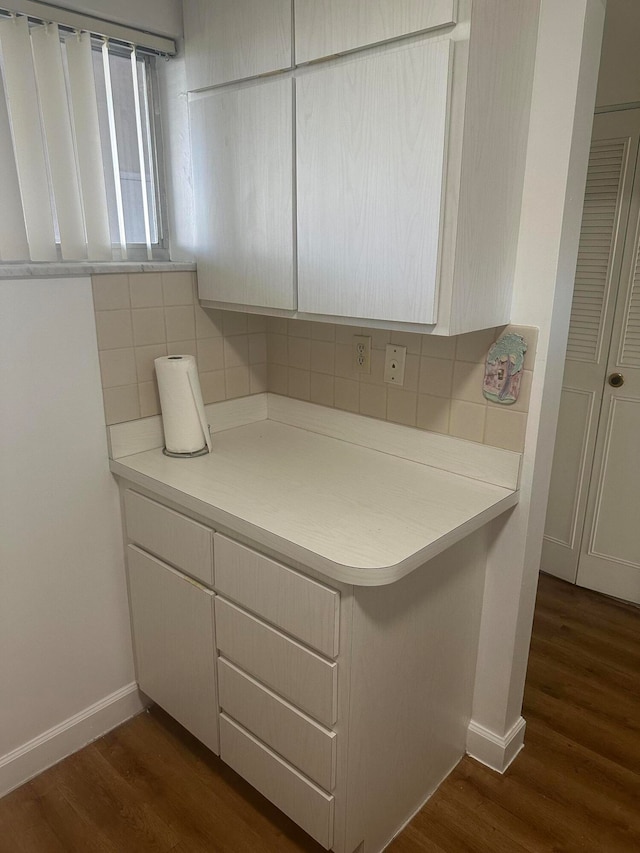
[576,145,640,604]
[542,110,640,582]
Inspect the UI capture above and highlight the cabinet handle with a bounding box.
[608,372,624,388]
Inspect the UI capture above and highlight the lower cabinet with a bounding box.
[127,544,218,754]
[123,490,340,850]
[122,487,485,853]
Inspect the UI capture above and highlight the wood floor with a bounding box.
[1,573,638,852]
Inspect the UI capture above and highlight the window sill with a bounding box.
[0,261,197,280]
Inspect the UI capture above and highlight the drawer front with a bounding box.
[218,658,336,791]
[220,714,334,850]
[214,534,339,657]
[215,597,337,727]
[125,490,213,586]
[127,546,218,754]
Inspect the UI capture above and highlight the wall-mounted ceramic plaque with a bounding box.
[483,333,528,405]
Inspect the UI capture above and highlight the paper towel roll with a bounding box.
[155,355,212,455]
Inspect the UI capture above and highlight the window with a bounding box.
[0,14,167,263]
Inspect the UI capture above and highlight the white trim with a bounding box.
[466,716,526,773]
[2,1,176,54]
[0,682,147,798]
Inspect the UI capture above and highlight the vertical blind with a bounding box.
[0,13,159,262]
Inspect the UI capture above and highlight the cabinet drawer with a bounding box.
[214,535,339,657]
[215,598,337,727]
[127,546,218,754]
[220,714,334,850]
[218,658,336,791]
[125,490,213,586]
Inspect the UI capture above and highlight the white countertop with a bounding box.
[110,395,520,585]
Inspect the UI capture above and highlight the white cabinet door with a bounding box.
[191,77,295,310]
[127,546,219,754]
[184,0,292,90]
[296,39,451,323]
[543,111,640,584]
[295,0,456,64]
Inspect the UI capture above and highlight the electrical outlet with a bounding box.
[384,343,407,385]
[353,335,371,373]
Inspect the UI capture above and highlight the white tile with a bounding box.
[334,377,359,412]
[416,394,450,434]
[197,337,225,372]
[288,367,311,400]
[199,370,226,404]
[449,400,486,443]
[95,310,133,350]
[455,328,497,364]
[162,271,194,305]
[310,339,335,375]
[421,334,456,360]
[103,384,140,424]
[311,322,335,341]
[132,308,166,346]
[92,274,130,310]
[129,273,163,308]
[451,361,486,405]
[310,372,334,406]
[221,311,248,336]
[484,408,528,452]
[195,304,224,338]
[249,333,267,364]
[268,333,289,366]
[359,383,387,420]
[165,305,195,342]
[225,365,251,398]
[418,356,454,398]
[268,363,288,395]
[288,336,311,370]
[138,380,161,417]
[135,344,167,383]
[99,347,137,388]
[250,362,268,393]
[387,387,417,426]
[224,335,249,368]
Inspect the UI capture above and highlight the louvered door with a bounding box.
[542,110,640,584]
[575,126,640,604]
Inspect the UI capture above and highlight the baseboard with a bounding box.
[0,682,147,798]
[466,716,526,773]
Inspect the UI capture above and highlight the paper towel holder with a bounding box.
[163,445,210,458]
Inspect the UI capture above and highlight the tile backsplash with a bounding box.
[266,319,538,453]
[91,270,536,452]
[91,271,266,425]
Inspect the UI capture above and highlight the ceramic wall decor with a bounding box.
[483,333,528,405]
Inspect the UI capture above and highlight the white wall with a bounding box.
[596,0,640,108]
[467,0,606,769]
[0,278,141,795]
[51,0,184,38]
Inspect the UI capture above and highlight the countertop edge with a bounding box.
[110,459,519,586]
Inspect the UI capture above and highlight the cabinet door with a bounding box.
[127,546,219,754]
[295,0,456,65]
[297,39,451,324]
[184,0,292,90]
[191,77,295,310]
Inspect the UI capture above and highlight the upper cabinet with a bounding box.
[190,78,295,310]
[185,0,540,335]
[294,0,456,65]
[297,40,451,324]
[184,0,292,89]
